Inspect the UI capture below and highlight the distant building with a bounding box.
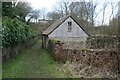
[42,15,90,48]
[38,19,53,23]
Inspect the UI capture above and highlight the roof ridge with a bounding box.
[42,15,70,35]
[42,15,90,36]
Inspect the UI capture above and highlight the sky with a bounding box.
[25,0,58,11]
[24,0,119,11]
[23,0,119,26]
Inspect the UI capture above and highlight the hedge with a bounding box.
[2,16,38,48]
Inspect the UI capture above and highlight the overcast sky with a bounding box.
[24,0,119,11]
[24,0,119,26]
[25,0,58,11]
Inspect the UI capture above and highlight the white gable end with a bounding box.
[48,17,88,38]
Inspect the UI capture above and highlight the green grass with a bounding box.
[2,40,69,78]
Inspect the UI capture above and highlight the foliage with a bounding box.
[2,16,37,48]
[14,2,32,22]
[2,2,14,19]
[2,2,32,23]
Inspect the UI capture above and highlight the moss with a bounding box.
[81,48,89,52]
[49,39,61,43]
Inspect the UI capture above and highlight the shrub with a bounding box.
[2,16,37,48]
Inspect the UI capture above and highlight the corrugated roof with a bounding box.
[42,15,90,36]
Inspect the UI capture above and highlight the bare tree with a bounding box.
[109,2,118,21]
[41,8,47,20]
[101,2,109,25]
[53,0,71,17]
[14,1,32,22]
[63,1,70,15]
[27,9,41,24]
[107,2,118,35]
[33,9,41,23]
[69,1,98,28]
[47,11,61,20]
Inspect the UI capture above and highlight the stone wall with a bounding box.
[48,38,119,77]
[86,35,119,49]
[49,37,87,50]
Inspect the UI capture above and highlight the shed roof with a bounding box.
[42,15,90,36]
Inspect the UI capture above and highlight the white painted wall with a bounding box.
[48,17,88,40]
